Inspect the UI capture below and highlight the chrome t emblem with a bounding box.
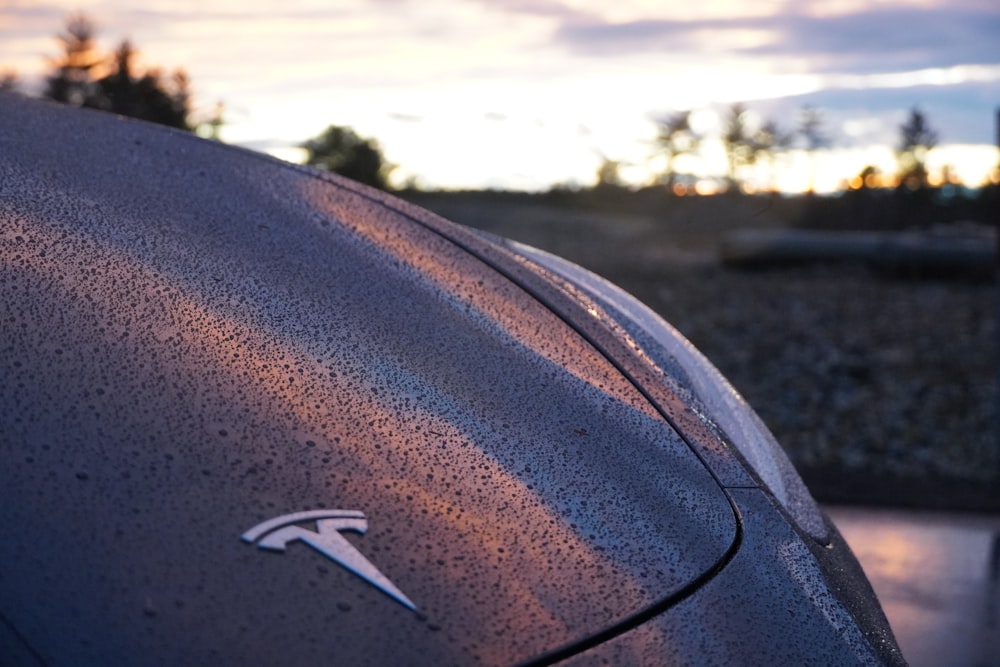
[242,510,416,611]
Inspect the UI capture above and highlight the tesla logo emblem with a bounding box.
[242,510,416,611]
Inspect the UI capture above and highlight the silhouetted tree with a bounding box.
[897,107,938,189]
[751,119,791,191]
[797,106,828,152]
[722,105,790,192]
[1,70,19,92]
[723,103,755,191]
[94,40,138,113]
[891,108,939,227]
[195,101,226,140]
[44,13,102,106]
[654,110,700,188]
[43,15,192,130]
[854,165,882,190]
[594,156,625,189]
[301,125,392,189]
[797,106,829,193]
[93,41,191,130]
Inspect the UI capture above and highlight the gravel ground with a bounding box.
[619,264,996,480]
[407,192,999,509]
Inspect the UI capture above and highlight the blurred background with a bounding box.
[3,1,999,191]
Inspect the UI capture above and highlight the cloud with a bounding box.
[0,4,69,38]
[388,112,424,122]
[736,78,999,146]
[748,8,1000,74]
[554,7,1000,74]
[471,0,596,21]
[554,17,703,54]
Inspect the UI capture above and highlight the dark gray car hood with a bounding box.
[0,95,735,665]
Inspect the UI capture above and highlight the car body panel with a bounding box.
[1,94,738,665]
[0,94,904,666]
[567,489,889,666]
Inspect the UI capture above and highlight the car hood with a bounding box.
[0,95,736,665]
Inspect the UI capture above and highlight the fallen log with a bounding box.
[719,226,995,278]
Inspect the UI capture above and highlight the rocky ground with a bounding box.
[404,191,999,511]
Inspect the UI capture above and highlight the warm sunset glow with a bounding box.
[2,0,997,190]
[831,507,1000,667]
[694,179,722,196]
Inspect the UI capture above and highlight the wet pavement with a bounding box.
[826,506,1000,667]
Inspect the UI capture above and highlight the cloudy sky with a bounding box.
[3,0,999,190]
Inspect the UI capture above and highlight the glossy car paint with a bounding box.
[0,94,903,665]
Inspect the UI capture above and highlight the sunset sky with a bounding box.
[2,0,999,191]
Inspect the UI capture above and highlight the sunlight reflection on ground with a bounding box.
[828,506,1000,667]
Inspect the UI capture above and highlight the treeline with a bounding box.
[630,103,944,195]
[23,14,196,131]
[1,15,981,198]
[2,14,386,186]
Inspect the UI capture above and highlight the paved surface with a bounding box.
[827,506,1000,667]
